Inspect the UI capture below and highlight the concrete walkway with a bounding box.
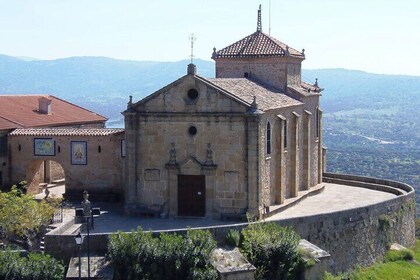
[63,183,397,234]
[266,183,396,221]
[86,204,236,234]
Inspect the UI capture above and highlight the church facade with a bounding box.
[123,12,324,218]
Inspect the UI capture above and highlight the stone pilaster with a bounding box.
[165,165,179,217]
[303,110,312,190]
[246,114,261,217]
[291,112,300,197]
[124,112,138,204]
[276,115,286,204]
[317,109,323,184]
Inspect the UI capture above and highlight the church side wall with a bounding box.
[258,101,321,210]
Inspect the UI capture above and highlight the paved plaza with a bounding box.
[58,183,397,234]
[266,183,396,221]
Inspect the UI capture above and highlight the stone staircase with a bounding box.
[39,225,57,253]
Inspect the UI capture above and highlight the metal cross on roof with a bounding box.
[189,33,196,64]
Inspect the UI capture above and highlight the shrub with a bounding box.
[0,250,64,280]
[108,227,217,280]
[384,248,414,262]
[378,214,392,231]
[225,229,241,247]
[240,222,304,280]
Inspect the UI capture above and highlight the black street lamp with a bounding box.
[85,216,91,280]
[74,232,84,280]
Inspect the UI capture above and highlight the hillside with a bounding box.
[0,54,419,199]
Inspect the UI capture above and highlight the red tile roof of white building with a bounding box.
[0,95,107,130]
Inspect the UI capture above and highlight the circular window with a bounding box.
[188,126,197,136]
[187,88,199,100]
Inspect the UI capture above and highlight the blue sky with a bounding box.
[0,0,419,75]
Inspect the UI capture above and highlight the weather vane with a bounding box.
[189,33,196,64]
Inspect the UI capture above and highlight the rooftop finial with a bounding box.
[257,4,262,32]
[128,95,133,107]
[189,33,196,64]
[314,78,319,87]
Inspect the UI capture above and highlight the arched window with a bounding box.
[266,121,271,154]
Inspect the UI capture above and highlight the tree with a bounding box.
[0,183,60,251]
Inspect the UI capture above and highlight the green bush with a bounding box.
[384,248,414,262]
[225,229,241,247]
[0,250,64,280]
[240,222,304,280]
[415,219,420,238]
[108,227,217,280]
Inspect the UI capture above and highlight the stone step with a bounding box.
[47,225,57,231]
[62,224,82,235]
[52,178,65,184]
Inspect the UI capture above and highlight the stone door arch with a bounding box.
[25,159,66,195]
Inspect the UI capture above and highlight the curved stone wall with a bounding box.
[288,172,416,273]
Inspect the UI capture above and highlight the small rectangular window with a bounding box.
[266,122,271,154]
[284,121,287,148]
[316,108,320,138]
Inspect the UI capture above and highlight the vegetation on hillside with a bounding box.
[323,240,420,280]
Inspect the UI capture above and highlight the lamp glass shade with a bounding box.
[74,232,84,245]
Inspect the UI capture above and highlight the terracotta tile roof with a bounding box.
[212,31,304,59]
[0,95,107,130]
[9,128,124,137]
[204,78,302,111]
[0,117,20,131]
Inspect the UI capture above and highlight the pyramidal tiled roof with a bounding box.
[212,31,304,59]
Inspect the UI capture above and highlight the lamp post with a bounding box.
[85,216,91,280]
[74,232,84,280]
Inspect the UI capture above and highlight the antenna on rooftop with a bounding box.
[189,33,196,64]
[269,0,271,35]
[257,5,262,32]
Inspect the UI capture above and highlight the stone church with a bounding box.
[124,9,323,219]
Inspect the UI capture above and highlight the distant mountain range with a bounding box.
[0,54,419,189]
[0,54,214,125]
